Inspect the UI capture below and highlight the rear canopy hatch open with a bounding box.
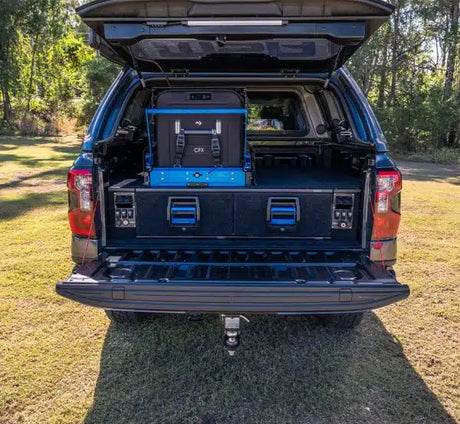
[77,0,394,74]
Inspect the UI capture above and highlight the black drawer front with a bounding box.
[135,191,234,237]
[234,193,332,238]
[134,190,333,238]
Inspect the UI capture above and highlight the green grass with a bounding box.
[0,137,459,424]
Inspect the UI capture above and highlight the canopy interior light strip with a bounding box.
[186,20,285,26]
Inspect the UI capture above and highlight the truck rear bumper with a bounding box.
[56,280,409,314]
[57,249,409,314]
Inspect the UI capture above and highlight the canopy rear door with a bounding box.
[78,0,394,73]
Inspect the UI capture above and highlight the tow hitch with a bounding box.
[222,315,249,356]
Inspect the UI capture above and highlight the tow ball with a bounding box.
[222,315,249,356]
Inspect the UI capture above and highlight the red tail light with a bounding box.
[67,169,95,237]
[372,170,402,240]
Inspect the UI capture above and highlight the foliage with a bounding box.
[349,0,460,152]
[0,0,118,134]
[78,56,121,126]
[0,0,459,153]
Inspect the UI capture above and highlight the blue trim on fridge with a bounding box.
[149,167,246,187]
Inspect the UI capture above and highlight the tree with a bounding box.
[442,0,459,146]
[0,0,27,122]
[350,0,460,152]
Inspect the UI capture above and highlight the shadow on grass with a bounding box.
[0,135,72,146]
[0,166,70,191]
[0,191,65,220]
[85,313,455,424]
[398,161,460,185]
[52,145,81,154]
[0,144,17,151]
[0,153,76,167]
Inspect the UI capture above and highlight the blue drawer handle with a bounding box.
[270,206,296,226]
[171,206,197,226]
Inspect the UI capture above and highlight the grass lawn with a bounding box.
[0,135,459,424]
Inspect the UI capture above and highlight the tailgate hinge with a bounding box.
[367,157,376,167]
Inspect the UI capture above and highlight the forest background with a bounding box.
[0,0,459,163]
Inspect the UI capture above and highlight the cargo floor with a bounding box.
[254,168,361,189]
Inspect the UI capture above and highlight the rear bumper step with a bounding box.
[56,280,409,314]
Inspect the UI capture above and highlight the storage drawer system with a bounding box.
[107,186,361,240]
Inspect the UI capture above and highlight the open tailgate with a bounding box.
[57,249,409,313]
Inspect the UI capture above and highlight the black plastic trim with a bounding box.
[56,280,409,314]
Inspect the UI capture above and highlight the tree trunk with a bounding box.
[377,26,391,109]
[440,0,459,147]
[26,36,38,113]
[0,35,12,123]
[443,1,459,101]
[362,53,377,97]
[388,0,400,108]
[441,16,449,67]
[1,82,12,123]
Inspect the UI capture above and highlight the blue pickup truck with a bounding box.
[57,0,409,351]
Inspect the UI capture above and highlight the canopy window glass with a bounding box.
[247,91,307,136]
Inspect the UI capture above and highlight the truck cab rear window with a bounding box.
[247,91,308,137]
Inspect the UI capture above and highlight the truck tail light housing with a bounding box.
[67,169,95,237]
[372,170,402,240]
